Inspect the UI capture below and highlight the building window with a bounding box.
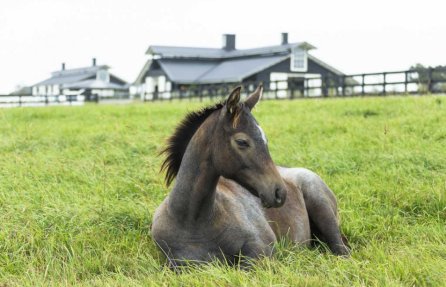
[145,77,154,93]
[38,85,46,95]
[97,70,110,82]
[290,47,307,72]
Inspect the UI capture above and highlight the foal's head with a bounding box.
[161,85,287,208]
[211,85,287,208]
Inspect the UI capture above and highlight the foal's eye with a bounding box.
[235,139,250,148]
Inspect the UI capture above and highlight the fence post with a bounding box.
[335,76,339,96]
[361,74,365,96]
[404,71,408,94]
[305,78,309,97]
[274,81,278,99]
[322,76,327,97]
[383,72,387,96]
[427,67,433,94]
[341,75,346,96]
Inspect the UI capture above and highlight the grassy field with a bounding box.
[0,96,445,286]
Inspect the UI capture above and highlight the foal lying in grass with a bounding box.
[151,85,349,268]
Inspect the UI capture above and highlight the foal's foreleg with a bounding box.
[235,241,273,268]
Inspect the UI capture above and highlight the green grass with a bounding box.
[0,96,445,286]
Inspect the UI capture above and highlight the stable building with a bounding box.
[32,58,128,101]
[134,33,344,99]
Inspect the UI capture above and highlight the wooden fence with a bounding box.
[3,67,445,107]
[141,67,446,101]
[0,94,85,108]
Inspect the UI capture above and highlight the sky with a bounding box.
[1,0,445,94]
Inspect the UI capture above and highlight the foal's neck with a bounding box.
[168,116,219,223]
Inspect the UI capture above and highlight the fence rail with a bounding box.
[141,67,446,101]
[0,94,85,108]
[3,67,446,107]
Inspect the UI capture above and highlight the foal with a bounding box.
[151,85,349,267]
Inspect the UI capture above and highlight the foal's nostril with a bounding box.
[274,187,283,205]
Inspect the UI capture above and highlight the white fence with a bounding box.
[0,95,85,108]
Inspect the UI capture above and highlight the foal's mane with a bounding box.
[160,102,225,186]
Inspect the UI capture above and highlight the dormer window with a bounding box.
[97,70,110,82]
[290,47,307,72]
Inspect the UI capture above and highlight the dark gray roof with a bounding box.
[158,60,217,83]
[158,55,288,84]
[33,65,127,89]
[9,86,32,95]
[198,55,289,83]
[147,42,315,59]
[63,79,128,90]
[34,65,109,86]
[134,40,343,84]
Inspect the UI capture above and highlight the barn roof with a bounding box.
[158,60,217,83]
[157,55,289,84]
[147,42,315,59]
[135,38,344,84]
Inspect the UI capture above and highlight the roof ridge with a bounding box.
[51,65,109,76]
[147,42,313,59]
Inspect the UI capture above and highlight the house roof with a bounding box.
[9,86,32,95]
[33,65,127,89]
[157,55,289,84]
[34,65,109,86]
[63,79,128,90]
[199,55,289,83]
[135,40,343,84]
[158,60,217,83]
[147,42,315,59]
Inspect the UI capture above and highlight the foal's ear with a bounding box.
[244,83,263,110]
[226,86,241,114]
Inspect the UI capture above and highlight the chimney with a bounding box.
[222,34,236,50]
[281,33,288,45]
[92,58,96,66]
[61,63,66,70]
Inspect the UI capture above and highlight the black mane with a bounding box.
[160,102,225,186]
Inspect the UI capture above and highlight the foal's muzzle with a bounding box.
[260,184,287,208]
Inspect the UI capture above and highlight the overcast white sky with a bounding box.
[1,0,445,93]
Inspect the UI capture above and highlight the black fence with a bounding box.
[141,67,446,102]
[3,67,445,108]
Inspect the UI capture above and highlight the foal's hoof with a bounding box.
[333,244,351,257]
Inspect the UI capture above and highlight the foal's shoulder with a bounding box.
[217,177,246,195]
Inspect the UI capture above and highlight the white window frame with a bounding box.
[290,47,308,72]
